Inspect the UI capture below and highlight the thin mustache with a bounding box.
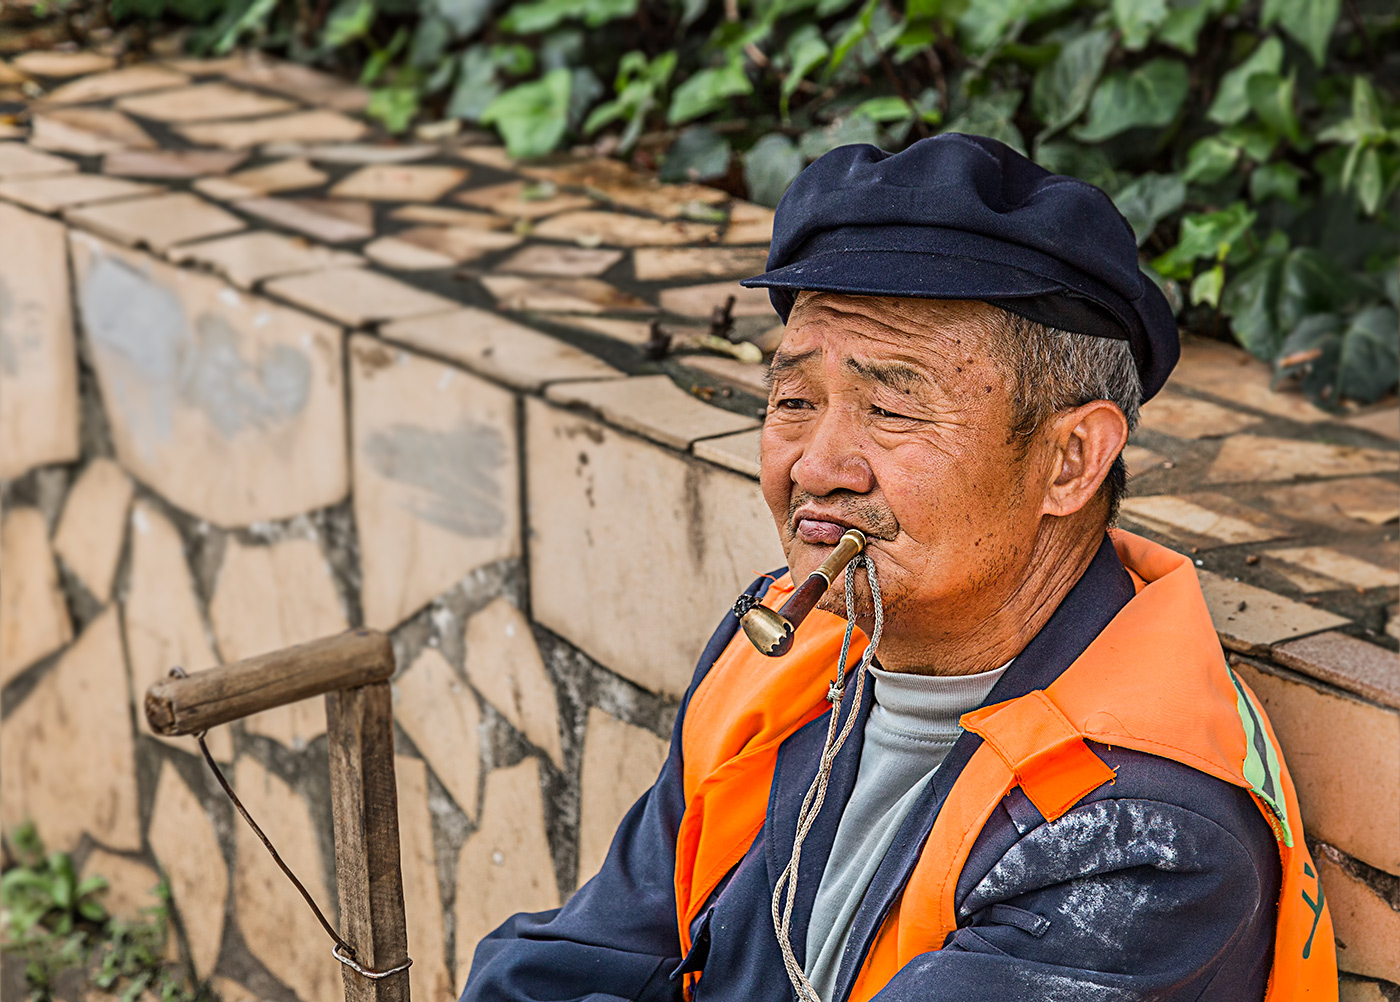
[786,492,900,541]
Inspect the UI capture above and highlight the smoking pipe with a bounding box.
[733,529,867,657]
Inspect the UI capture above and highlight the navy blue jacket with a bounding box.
[461,538,1280,1001]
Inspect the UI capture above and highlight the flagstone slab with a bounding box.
[393,755,454,1001]
[390,203,512,229]
[193,158,327,200]
[330,164,467,201]
[232,757,343,1002]
[66,191,245,251]
[30,108,155,155]
[1207,435,1399,484]
[577,707,669,884]
[12,50,115,77]
[633,245,770,281]
[455,180,594,219]
[1252,477,1400,533]
[393,224,522,262]
[124,500,233,761]
[545,315,654,345]
[659,279,773,318]
[393,648,481,818]
[723,201,775,245]
[265,266,457,327]
[363,236,457,270]
[71,235,348,527]
[532,210,718,247]
[455,145,516,171]
[0,203,80,480]
[493,244,623,277]
[545,374,759,451]
[453,759,559,982]
[148,760,227,977]
[0,506,73,685]
[178,110,368,149]
[79,848,162,925]
[683,353,769,399]
[1122,443,1169,478]
[1318,853,1400,979]
[464,598,563,766]
[1197,570,1349,654]
[1171,335,1333,423]
[161,54,252,76]
[0,142,78,179]
[519,156,726,218]
[42,64,188,105]
[227,57,368,112]
[262,140,435,164]
[1263,545,1398,593]
[116,82,296,123]
[210,536,346,748]
[0,608,140,852]
[53,458,132,603]
[350,337,521,629]
[693,427,762,479]
[102,147,248,179]
[1273,632,1400,710]
[1137,390,1262,439]
[381,307,622,392]
[1346,407,1399,441]
[1117,493,1291,549]
[0,173,156,212]
[479,274,654,314]
[169,230,363,289]
[526,398,784,695]
[234,195,374,242]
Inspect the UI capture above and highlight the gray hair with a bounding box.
[989,310,1143,524]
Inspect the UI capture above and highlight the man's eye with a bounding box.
[776,398,814,410]
[873,406,914,420]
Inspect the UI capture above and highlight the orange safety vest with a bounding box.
[675,530,1337,1001]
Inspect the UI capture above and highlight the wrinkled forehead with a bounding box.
[782,291,1007,360]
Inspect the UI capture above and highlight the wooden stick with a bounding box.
[327,682,411,1002]
[144,629,394,737]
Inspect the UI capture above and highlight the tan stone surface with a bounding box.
[577,708,669,884]
[0,609,140,851]
[453,759,560,982]
[330,164,467,201]
[177,110,368,149]
[659,280,774,318]
[30,108,155,155]
[394,225,522,261]
[391,203,512,229]
[527,399,785,694]
[234,196,373,242]
[1255,478,1400,533]
[1273,631,1400,710]
[545,315,654,345]
[66,191,245,252]
[518,158,725,219]
[0,173,155,212]
[633,245,769,281]
[103,148,248,180]
[0,203,79,479]
[42,65,188,105]
[148,760,228,977]
[455,180,593,219]
[722,201,775,245]
[226,57,368,112]
[1122,444,1168,478]
[350,337,521,629]
[71,235,348,527]
[1340,978,1387,1002]
[0,142,78,179]
[693,427,762,479]
[12,51,115,77]
[210,537,347,747]
[1198,571,1349,653]
[545,374,759,451]
[479,274,653,314]
[193,158,328,200]
[1234,660,1399,874]
[232,757,342,1002]
[494,244,623,277]
[381,307,621,392]
[684,353,769,399]
[124,500,233,761]
[454,146,516,171]
[1347,407,1399,441]
[1208,435,1399,483]
[265,267,457,327]
[116,83,296,123]
[532,210,717,247]
[53,458,133,602]
[79,848,162,924]
[393,756,453,1001]
[1137,390,1261,439]
[169,230,363,289]
[363,236,457,270]
[464,598,563,766]
[1316,855,1400,980]
[1118,494,1290,549]
[394,648,481,817]
[1171,335,1333,423]
[207,977,261,1002]
[264,141,433,164]
[161,54,253,76]
[1264,545,1398,593]
[0,507,72,684]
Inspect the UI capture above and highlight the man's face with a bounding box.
[760,293,1055,662]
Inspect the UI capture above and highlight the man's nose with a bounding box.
[791,405,875,496]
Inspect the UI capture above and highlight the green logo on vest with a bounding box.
[1228,670,1293,848]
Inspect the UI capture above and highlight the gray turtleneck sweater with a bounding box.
[803,662,1009,1000]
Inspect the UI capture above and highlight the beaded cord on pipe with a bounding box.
[770,554,884,1002]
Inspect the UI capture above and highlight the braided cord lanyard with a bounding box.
[770,555,884,1002]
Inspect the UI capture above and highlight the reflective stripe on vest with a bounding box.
[676,530,1338,1002]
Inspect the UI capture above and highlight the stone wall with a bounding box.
[0,51,1397,1002]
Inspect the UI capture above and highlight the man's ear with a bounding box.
[1040,400,1129,518]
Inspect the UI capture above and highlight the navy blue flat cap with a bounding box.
[739,133,1179,400]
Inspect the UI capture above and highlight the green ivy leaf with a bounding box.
[745,132,805,207]
[1182,136,1241,184]
[1031,27,1113,138]
[323,0,375,47]
[1261,0,1339,67]
[1245,70,1304,148]
[660,125,732,182]
[430,0,490,37]
[499,0,637,33]
[1034,139,1117,191]
[1278,305,1399,408]
[1112,172,1186,245]
[781,26,830,115]
[1248,162,1305,205]
[1152,202,1256,279]
[1112,0,1168,50]
[1354,146,1384,215]
[481,68,572,158]
[1206,36,1282,126]
[1222,249,1287,357]
[447,46,502,121]
[853,96,916,122]
[800,115,882,159]
[1156,0,1216,55]
[1074,59,1189,143]
[367,82,419,133]
[1190,264,1225,307]
[827,0,879,77]
[946,89,1026,155]
[1218,121,1279,163]
[1276,247,1365,331]
[668,56,753,125]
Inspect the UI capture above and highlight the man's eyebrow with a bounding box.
[765,348,819,388]
[844,357,931,394]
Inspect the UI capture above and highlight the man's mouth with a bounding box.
[793,509,866,545]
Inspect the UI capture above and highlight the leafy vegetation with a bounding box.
[2,823,202,1002]
[106,0,1399,408]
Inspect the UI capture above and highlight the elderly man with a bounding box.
[460,135,1336,1001]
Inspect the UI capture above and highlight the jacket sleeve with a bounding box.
[869,764,1282,1002]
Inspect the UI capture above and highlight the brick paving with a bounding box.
[0,50,1396,997]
